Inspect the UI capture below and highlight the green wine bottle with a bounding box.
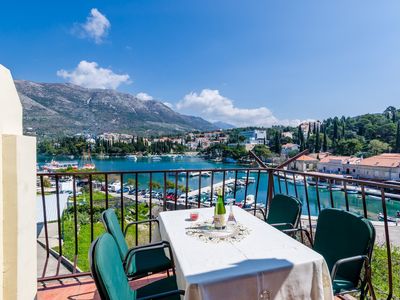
[214,191,226,229]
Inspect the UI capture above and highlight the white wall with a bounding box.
[0,65,37,300]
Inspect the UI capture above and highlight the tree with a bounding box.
[336,139,363,156]
[253,144,272,159]
[368,139,390,156]
[395,122,400,153]
[322,127,328,152]
[315,128,321,153]
[333,118,339,144]
[272,132,281,154]
[384,106,397,122]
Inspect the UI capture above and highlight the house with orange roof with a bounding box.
[355,153,400,180]
[289,154,319,171]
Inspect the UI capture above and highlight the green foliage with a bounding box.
[335,138,363,156]
[38,136,188,156]
[55,202,151,271]
[200,143,247,160]
[368,139,391,156]
[252,144,272,159]
[271,131,282,153]
[371,245,400,299]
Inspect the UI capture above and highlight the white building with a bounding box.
[240,130,267,144]
[317,155,361,175]
[289,155,319,172]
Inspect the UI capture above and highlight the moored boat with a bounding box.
[378,212,398,223]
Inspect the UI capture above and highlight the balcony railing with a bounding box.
[36,164,399,299]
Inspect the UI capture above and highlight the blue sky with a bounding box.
[1,1,400,126]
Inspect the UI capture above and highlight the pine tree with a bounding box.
[315,127,320,153]
[273,132,281,154]
[297,125,303,144]
[395,121,400,153]
[322,127,328,152]
[298,126,305,151]
[333,119,338,145]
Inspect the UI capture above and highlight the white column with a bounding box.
[0,65,36,299]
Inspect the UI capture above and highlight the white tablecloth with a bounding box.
[157,206,333,300]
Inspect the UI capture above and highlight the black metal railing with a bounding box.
[36,163,398,299]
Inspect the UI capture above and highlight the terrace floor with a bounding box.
[37,273,168,300]
[37,273,349,300]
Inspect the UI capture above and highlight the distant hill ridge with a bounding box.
[15,80,216,136]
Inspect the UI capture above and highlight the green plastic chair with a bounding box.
[247,194,302,231]
[288,208,376,299]
[102,209,174,279]
[89,233,184,300]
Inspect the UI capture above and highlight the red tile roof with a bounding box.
[296,155,318,161]
[358,153,400,168]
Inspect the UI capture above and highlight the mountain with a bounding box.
[212,121,236,130]
[15,80,216,137]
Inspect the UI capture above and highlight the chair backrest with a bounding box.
[102,209,129,260]
[267,194,302,229]
[313,208,375,285]
[89,233,136,300]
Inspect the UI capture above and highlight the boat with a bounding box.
[80,149,96,170]
[378,212,398,223]
[328,185,342,191]
[125,154,137,161]
[151,156,162,161]
[190,172,200,177]
[201,171,211,177]
[42,159,79,172]
[346,190,358,194]
[238,195,255,208]
[241,176,256,184]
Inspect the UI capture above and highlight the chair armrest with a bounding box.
[283,228,313,246]
[137,289,185,300]
[124,241,174,275]
[331,255,369,281]
[124,218,159,237]
[244,207,266,221]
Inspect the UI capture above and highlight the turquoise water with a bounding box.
[38,155,400,220]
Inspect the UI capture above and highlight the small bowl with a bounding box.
[190,212,199,221]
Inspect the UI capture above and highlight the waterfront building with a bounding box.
[317,155,361,175]
[355,153,400,180]
[98,132,134,144]
[289,155,318,172]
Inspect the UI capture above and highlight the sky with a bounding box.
[1,1,400,127]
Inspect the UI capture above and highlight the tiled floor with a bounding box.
[37,273,167,300]
[37,273,348,300]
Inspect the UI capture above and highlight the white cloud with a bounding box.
[177,89,301,127]
[136,92,153,101]
[57,60,131,89]
[73,8,110,44]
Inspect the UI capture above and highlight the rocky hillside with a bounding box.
[15,80,216,136]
